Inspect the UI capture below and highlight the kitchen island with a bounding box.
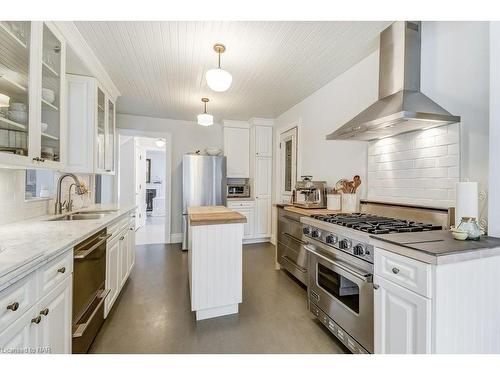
[187,206,247,320]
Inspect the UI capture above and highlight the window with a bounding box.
[25,169,55,200]
[279,127,297,201]
[284,139,292,192]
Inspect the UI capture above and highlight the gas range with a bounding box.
[301,212,443,264]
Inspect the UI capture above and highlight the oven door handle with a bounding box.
[74,234,112,260]
[281,232,306,245]
[304,245,372,283]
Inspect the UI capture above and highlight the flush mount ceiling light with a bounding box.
[197,98,214,126]
[155,138,166,148]
[205,44,232,92]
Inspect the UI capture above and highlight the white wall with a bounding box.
[116,113,223,235]
[274,50,378,200]
[274,22,490,224]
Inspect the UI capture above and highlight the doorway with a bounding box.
[117,130,172,245]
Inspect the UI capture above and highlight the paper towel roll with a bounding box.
[455,182,478,225]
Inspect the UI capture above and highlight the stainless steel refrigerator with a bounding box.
[182,154,227,250]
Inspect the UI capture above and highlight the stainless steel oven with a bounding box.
[305,239,374,353]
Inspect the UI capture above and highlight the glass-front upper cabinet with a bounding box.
[0,21,31,162]
[96,87,106,171]
[39,23,64,166]
[105,98,115,172]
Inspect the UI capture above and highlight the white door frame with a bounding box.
[115,128,173,244]
[274,121,301,205]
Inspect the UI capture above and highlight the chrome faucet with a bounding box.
[55,173,85,215]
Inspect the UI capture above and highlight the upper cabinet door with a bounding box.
[105,98,115,173]
[96,87,106,172]
[255,126,272,157]
[224,127,250,178]
[0,21,33,166]
[38,22,65,168]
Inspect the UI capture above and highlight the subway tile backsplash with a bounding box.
[367,124,460,208]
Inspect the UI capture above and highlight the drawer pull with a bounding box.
[392,267,400,274]
[7,302,19,311]
[40,308,49,316]
[373,284,379,290]
[57,267,66,274]
[31,316,42,324]
[119,236,125,241]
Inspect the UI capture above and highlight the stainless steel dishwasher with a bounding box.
[72,229,111,353]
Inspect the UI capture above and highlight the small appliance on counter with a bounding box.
[227,183,250,198]
[292,176,327,209]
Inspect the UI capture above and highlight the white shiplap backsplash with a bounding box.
[367,124,460,208]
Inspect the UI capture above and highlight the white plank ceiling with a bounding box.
[75,21,391,122]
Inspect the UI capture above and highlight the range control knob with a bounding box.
[339,239,352,250]
[325,234,338,245]
[353,244,366,256]
[311,229,321,238]
[302,226,311,235]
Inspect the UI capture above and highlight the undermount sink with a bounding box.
[74,209,118,215]
[48,213,109,221]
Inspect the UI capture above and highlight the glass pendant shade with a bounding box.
[205,68,232,92]
[197,113,214,126]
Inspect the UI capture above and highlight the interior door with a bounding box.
[279,127,298,203]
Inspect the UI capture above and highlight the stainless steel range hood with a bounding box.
[326,21,460,141]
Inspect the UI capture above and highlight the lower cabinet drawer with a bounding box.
[278,242,308,284]
[37,249,73,297]
[374,247,432,298]
[0,273,37,332]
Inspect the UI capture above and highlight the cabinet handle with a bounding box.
[120,236,125,241]
[7,302,19,311]
[40,308,49,316]
[392,267,400,274]
[31,316,42,324]
[57,267,66,274]
[373,284,379,290]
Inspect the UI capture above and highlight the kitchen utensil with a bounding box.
[205,147,222,156]
[9,102,26,111]
[353,175,361,192]
[42,88,56,104]
[41,122,48,132]
[8,110,27,124]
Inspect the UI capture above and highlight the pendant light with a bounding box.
[155,138,166,148]
[197,98,214,126]
[205,44,232,92]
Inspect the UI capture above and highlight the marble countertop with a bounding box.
[0,204,136,289]
[188,205,247,226]
[371,230,500,264]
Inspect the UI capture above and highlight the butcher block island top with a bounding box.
[188,205,247,226]
[283,205,340,216]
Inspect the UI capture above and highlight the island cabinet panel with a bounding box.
[189,222,243,320]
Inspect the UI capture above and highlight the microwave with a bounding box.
[227,184,250,198]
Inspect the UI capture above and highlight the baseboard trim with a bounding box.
[243,237,271,245]
[170,232,183,244]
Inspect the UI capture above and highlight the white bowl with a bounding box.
[9,102,26,111]
[41,122,48,132]
[42,88,55,104]
[8,110,27,124]
[205,147,222,156]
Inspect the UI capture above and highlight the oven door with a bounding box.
[306,244,374,353]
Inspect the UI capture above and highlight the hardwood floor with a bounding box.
[89,242,348,354]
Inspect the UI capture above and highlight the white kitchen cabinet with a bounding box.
[374,275,431,354]
[0,305,38,353]
[254,156,272,238]
[224,126,250,178]
[254,125,273,157]
[227,201,255,240]
[36,275,72,354]
[65,74,116,174]
[0,21,67,170]
[127,223,136,271]
[105,235,120,317]
[119,230,129,288]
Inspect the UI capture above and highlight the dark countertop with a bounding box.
[370,230,500,264]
